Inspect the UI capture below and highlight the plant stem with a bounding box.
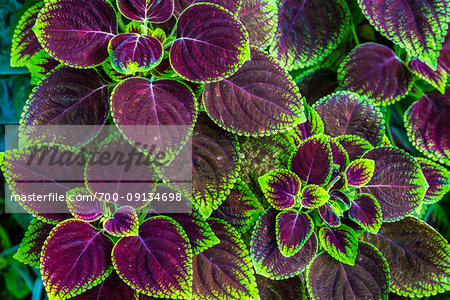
[384,108,396,146]
[350,21,360,46]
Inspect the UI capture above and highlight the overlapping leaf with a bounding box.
[300,185,329,209]
[291,104,324,142]
[318,225,358,265]
[333,135,374,161]
[118,0,174,23]
[416,157,450,204]
[318,203,341,227]
[438,31,450,74]
[66,188,103,222]
[329,138,349,171]
[203,47,305,136]
[275,210,314,257]
[348,193,382,234]
[258,169,301,210]
[72,272,138,300]
[409,58,448,94]
[345,158,375,187]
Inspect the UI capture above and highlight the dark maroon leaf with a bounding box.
[67,188,103,222]
[118,0,174,23]
[300,185,329,209]
[409,58,447,94]
[175,0,242,16]
[348,193,382,234]
[41,220,114,299]
[313,91,386,146]
[318,225,358,265]
[345,158,375,187]
[291,104,324,142]
[295,68,339,104]
[333,135,373,161]
[34,0,117,68]
[318,203,341,227]
[72,272,138,300]
[256,275,306,300]
[329,138,349,171]
[276,211,314,257]
[104,206,139,237]
[416,157,450,204]
[438,31,450,74]
[259,169,301,211]
[27,49,61,85]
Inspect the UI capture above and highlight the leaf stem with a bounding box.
[350,20,360,46]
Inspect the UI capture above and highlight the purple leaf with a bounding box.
[19,67,110,147]
[34,0,117,68]
[348,193,382,234]
[318,225,358,265]
[275,210,314,257]
[307,241,390,300]
[237,0,277,47]
[295,68,339,104]
[404,88,450,166]
[112,216,192,298]
[300,185,329,209]
[361,146,428,221]
[175,0,242,16]
[318,203,341,227]
[345,158,375,187]
[192,218,259,300]
[11,1,45,67]
[365,216,450,297]
[250,209,318,280]
[338,43,413,105]
[72,272,138,300]
[170,3,250,82]
[108,34,163,75]
[291,104,324,142]
[271,0,350,70]
[118,0,174,23]
[333,134,374,161]
[409,58,448,94]
[258,169,301,210]
[67,188,103,222]
[256,275,306,300]
[313,91,386,146]
[416,157,450,204]
[358,0,450,69]
[329,138,349,171]
[27,50,61,85]
[41,220,114,299]
[212,179,264,234]
[289,134,333,185]
[438,31,450,74]
[203,46,305,136]
[329,190,351,211]
[14,218,54,268]
[104,206,139,237]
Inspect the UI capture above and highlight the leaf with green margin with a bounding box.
[313,91,386,146]
[10,1,45,67]
[192,218,259,300]
[329,138,349,172]
[358,0,450,69]
[345,158,375,187]
[348,193,382,234]
[212,179,264,234]
[290,104,324,143]
[66,187,103,222]
[365,216,450,298]
[416,157,450,204]
[300,185,329,209]
[275,210,314,257]
[438,31,450,74]
[306,241,390,300]
[13,218,54,268]
[333,134,374,161]
[26,49,60,85]
[361,146,428,222]
[258,169,301,210]
[409,58,448,94]
[41,219,114,299]
[256,274,306,299]
[318,224,358,265]
[103,206,139,237]
[250,208,318,280]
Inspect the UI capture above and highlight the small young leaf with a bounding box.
[289,134,333,186]
[329,139,349,171]
[170,3,250,82]
[41,220,114,299]
[365,216,450,298]
[66,188,103,222]
[104,206,139,237]
[318,224,358,266]
[300,185,329,209]
[404,88,450,166]
[345,158,375,187]
[258,169,301,210]
[291,104,324,142]
[348,193,382,234]
[333,135,374,161]
[275,210,314,257]
[416,157,450,204]
[409,58,448,94]
[318,203,341,227]
[307,241,390,300]
[118,0,174,23]
[313,91,386,146]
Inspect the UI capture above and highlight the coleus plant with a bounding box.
[2,0,450,300]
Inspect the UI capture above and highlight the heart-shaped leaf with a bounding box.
[256,275,306,300]
[14,218,54,268]
[291,104,324,142]
[409,58,448,94]
[66,188,103,222]
[416,157,450,204]
[307,241,390,300]
[404,88,450,166]
[295,68,339,104]
[365,216,450,297]
[438,31,450,74]
[41,220,114,299]
[11,1,45,67]
[192,218,259,300]
[34,0,117,68]
[170,3,250,82]
[203,46,305,136]
[19,67,110,147]
[104,206,139,237]
[318,203,341,227]
[329,139,349,171]
[349,193,382,234]
[289,134,333,186]
[358,0,450,69]
[108,34,163,75]
[271,0,350,70]
[276,210,314,257]
[250,209,318,280]
[237,0,277,47]
[118,0,174,23]
[313,91,386,146]
[300,185,329,209]
[212,179,264,234]
[72,272,138,300]
[333,135,374,161]
[361,146,428,221]
[112,216,192,298]
[338,43,413,105]
[345,158,375,187]
[318,224,358,265]
[258,169,301,210]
